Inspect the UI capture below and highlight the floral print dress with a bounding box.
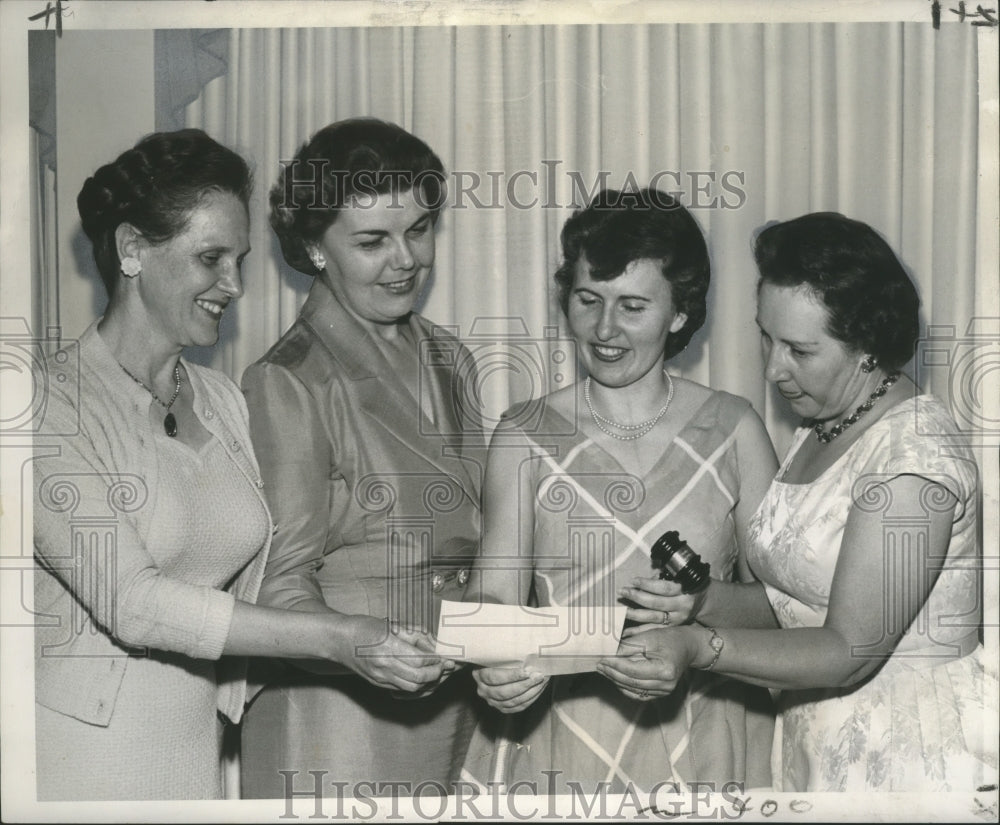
[747,395,998,791]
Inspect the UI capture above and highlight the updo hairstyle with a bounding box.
[77,128,252,296]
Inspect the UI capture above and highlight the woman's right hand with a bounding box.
[618,577,707,636]
[472,666,549,713]
[334,615,455,694]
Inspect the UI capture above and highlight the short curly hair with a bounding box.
[753,212,921,371]
[269,118,447,276]
[77,129,252,296]
[553,187,710,360]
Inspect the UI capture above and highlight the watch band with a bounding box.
[702,626,724,671]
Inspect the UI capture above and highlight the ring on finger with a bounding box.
[639,690,650,699]
[661,611,671,626]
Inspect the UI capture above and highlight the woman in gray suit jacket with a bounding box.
[240,119,482,798]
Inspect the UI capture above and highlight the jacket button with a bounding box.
[457,568,470,587]
[431,572,445,592]
[231,440,241,452]
[205,408,214,420]
[256,480,264,489]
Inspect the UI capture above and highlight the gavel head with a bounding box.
[649,531,711,594]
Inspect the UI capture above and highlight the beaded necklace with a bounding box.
[812,372,899,444]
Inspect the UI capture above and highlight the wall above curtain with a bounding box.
[155,29,230,132]
[27,29,230,171]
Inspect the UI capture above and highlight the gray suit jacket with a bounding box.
[242,278,483,631]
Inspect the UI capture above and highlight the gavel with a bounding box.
[649,531,711,594]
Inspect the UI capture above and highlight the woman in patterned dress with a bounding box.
[599,212,997,792]
[462,188,777,795]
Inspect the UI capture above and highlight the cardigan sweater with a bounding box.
[32,321,272,726]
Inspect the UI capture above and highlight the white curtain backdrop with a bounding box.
[19,19,993,804]
[179,22,980,457]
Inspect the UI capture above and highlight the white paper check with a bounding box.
[434,600,627,676]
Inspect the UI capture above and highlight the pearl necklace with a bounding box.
[584,371,675,441]
[120,362,182,438]
[812,373,899,444]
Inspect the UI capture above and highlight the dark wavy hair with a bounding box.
[269,118,447,276]
[753,212,921,370]
[77,129,252,296]
[553,187,710,359]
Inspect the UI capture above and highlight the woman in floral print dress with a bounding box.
[599,213,997,792]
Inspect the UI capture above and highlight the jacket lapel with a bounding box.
[300,279,479,501]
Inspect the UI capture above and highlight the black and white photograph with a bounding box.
[1,1,997,821]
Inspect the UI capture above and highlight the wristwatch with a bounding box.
[702,627,724,671]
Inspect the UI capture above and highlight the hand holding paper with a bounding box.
[434,600,627,676]
[472,666,549,714]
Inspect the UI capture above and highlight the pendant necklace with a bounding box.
[120,362,182,437]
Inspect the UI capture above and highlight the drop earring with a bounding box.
[861,355,878,373]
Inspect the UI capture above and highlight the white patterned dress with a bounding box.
[747,395,998,792]
[463,390,774,794]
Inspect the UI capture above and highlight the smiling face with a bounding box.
[567,257,687,389]
[311,188,435,331]
[756,282,873,422]
[127,189,250,349]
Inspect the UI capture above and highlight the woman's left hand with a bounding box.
[596,627,696,701]
[618,577,708,637]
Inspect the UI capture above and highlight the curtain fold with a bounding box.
[170,23,979,456]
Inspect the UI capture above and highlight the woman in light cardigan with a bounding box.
[32,129,450,801]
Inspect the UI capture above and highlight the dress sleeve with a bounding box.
[859,399,978,520]
[32,387,235,660]
[242,360,334,611]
